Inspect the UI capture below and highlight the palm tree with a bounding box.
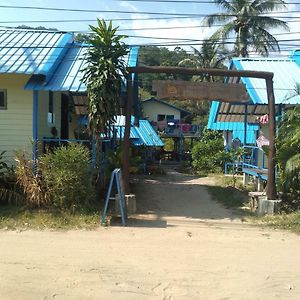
[179,38,230,82]
[203,0,289,57]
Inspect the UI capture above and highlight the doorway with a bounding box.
[61,94,69,139]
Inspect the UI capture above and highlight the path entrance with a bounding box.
[131,169,240,227]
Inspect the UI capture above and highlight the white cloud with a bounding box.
[127,17,215,50]
[119,1,139,12]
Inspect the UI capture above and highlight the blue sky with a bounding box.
[0,0,299,54]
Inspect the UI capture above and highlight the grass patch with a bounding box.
[207,185,248,211]
[0,205,100,230]
[206,175,300,233]
[205,174,254,217]
[250,213,300,234]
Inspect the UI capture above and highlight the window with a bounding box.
[157,114,165,121]
[0,89,7,110]
[166,115,174,121]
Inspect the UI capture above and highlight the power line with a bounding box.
[0,4,298,17]
[114,0,300,4]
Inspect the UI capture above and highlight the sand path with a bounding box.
[1,171,300,299]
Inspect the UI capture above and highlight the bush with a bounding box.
[0,151,23,204]
[276,106,300,210]
[41,144,95,210]
[191,129,226,175]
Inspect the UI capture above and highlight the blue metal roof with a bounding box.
[114,116,164,147]
[0,29,73,80]
[25,44,139,92]
[208,101,258,144]
[207,55,300,143]
[134,120,164,147]
[25,43,89,92]
[232,57,300,105]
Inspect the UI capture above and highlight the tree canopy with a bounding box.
[203,0,289,57]
[178,39,230,82]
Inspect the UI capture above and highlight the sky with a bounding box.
[0,0,300,55]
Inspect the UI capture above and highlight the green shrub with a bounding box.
[0,151,23,204]
[276,106,300,210]
[0,151,23,205]
[41,144,95,210]
[105,145,143,176]
[191,130,226,175]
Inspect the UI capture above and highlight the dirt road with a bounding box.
[1,171,300,299]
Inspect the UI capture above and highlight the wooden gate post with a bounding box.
[266,78,277,199]
[122,74,133,194]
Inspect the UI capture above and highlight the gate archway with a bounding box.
[123,66,276,200]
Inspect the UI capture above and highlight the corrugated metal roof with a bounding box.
[233,58,300,105]
[135,120,164,147]
[26,43,88,92]
[0,29,73,79]
[114,116,164,147]
[207,101,259,144]
[207,56,300,136]
[25,45,139,92]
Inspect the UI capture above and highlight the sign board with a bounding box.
[101,168,127,226]
[152,80,250,103]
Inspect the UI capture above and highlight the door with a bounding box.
[61,94,69,139]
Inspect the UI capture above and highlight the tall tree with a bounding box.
[178,39,230,82]
[203,0,289,57]
[82,19,129,136]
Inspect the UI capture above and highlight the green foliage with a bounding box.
[105,145,143,175]
[204,0,289,57]
[0,150,9,178]
[41,144,95,210]
[75,33,90,43]
[82,19,129,135]
[138,46,191,93]
[162,138,174,152]
[191,130,227,175]
[16,25,58,31]
[207,185,248,210]
[178,39,230,82]
[277,106,300,210]
[0,151,23,204]
[0,205,99,230]
[258,212,300,234]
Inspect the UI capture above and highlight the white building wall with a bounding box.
[0,74,33,164]
[142,101,181,122]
